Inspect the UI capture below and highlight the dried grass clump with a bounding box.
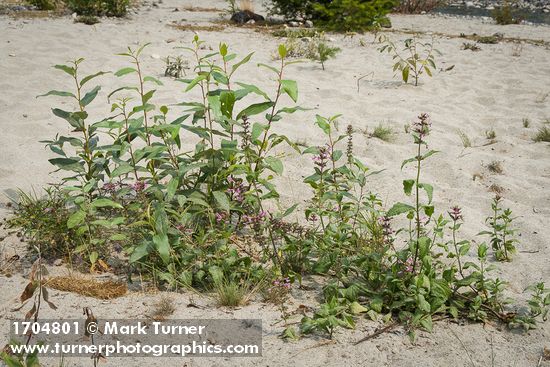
[45,275,127,299]
[151,295,176,321]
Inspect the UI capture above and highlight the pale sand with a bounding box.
[1,0,550,366]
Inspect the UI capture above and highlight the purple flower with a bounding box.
[313,145,331,169]
[226,177,245,203]
[242,210,268,226]
[448,206,463,221]
[215,212,228,225]
[378,215,394,238]
[411,113,431,141]
[103,182,118,193]
[403,258,414,273]
[131,181,146,193]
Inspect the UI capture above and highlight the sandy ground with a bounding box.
[1,0,550,366]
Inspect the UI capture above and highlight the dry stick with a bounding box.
[448,326,475,367]
[354,322,399,345]
[290,340,337,358]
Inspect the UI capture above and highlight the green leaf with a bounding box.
[110,163,135,178]
[49,157,84,172]
[417,294,431,313]
[387,202,415,217]
[213,191,231,211]
[81,86,101,107]
[185,74,207,92]
[67,209,86,229]
[237,101,274,120]
[419,315,433,331]
[265,156,283,175]
[114,67,137,77]
[143,76,163,85]
[424,205,434,217]
[402,66,409,83]
[422,150,439,160]
[80,71,109,86]
[349,301,369,315]
[129,242,150,263]
[37,90,75,99]
[234,82,270,100]
[153,234,170,264]
[418,183,433,203]
[230,52,254,76]
[54,64,75,77]
[91,198,123,209]
[166,177,179,201]
[281,79,298,102]
[403,179,415,196]
[251,122,268,141]
[278,44,287,59]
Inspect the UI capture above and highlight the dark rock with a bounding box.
[230,10,265,24]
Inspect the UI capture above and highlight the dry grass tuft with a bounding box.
[489,184,504,195]
[151,295,176,321]
[487,161,504,174]
[45,275,127,299]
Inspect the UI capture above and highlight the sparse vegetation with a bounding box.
[457,129,471,147]
[462,42,481,51]
[522,118,530,128]
[369,123,394,141]
[486,128,496,140]
[74,15,99,25]
[151,295,176,320]
[533,126,550,142]
[214,278,251,307]
[164,56,188,78]
[488,161,504,174]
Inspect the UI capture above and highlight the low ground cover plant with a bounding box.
[4,39,549,362]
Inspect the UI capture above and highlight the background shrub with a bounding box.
[491,2,522,24]
[65,0,129,17]
[267,0,396,31]
[394,0,444,14]
[29,0,57,10]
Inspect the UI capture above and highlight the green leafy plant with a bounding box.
[379,35,439,86]
[313,42,341,70]
[479,196,518,261]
